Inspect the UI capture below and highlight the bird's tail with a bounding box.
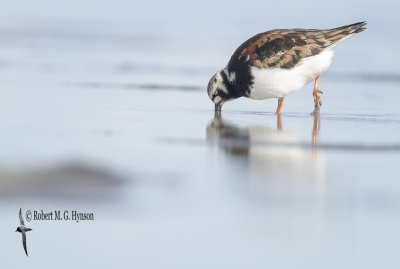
[323,21,367,46]
[330,22,367,34]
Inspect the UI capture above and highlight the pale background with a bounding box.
[1,0,400,268]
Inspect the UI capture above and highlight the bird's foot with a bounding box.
[312,88,323,114]
[310,108,320,116]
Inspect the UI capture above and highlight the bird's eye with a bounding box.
[214,78,217,83]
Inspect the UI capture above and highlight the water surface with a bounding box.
[1,1,400,268]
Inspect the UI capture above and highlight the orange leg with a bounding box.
[312,75,323,115]
[275,98,285,114]
[277,113,282,130]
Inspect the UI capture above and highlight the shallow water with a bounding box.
[1,1,400,268]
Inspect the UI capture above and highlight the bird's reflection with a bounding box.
[312,114,320,160]
[206,112,324,180]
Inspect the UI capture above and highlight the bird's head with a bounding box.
[207,71,231,111]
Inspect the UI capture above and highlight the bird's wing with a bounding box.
[234,29,332,69]
[22,231,28,256]
[230,22,367,70]
[19,208,24,226]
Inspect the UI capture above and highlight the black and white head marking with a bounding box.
[207,60,253,111]
[207,70,232,110]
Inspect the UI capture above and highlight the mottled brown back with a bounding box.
[231,22,367,69]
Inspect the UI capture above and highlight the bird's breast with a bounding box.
[248,48,335,100]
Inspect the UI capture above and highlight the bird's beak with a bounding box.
[215,104,222,111]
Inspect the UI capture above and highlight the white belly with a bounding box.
[248,48,335,100]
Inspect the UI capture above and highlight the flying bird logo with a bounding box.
[15,208,33,257]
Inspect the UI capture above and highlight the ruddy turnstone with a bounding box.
[207,22,367,114]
